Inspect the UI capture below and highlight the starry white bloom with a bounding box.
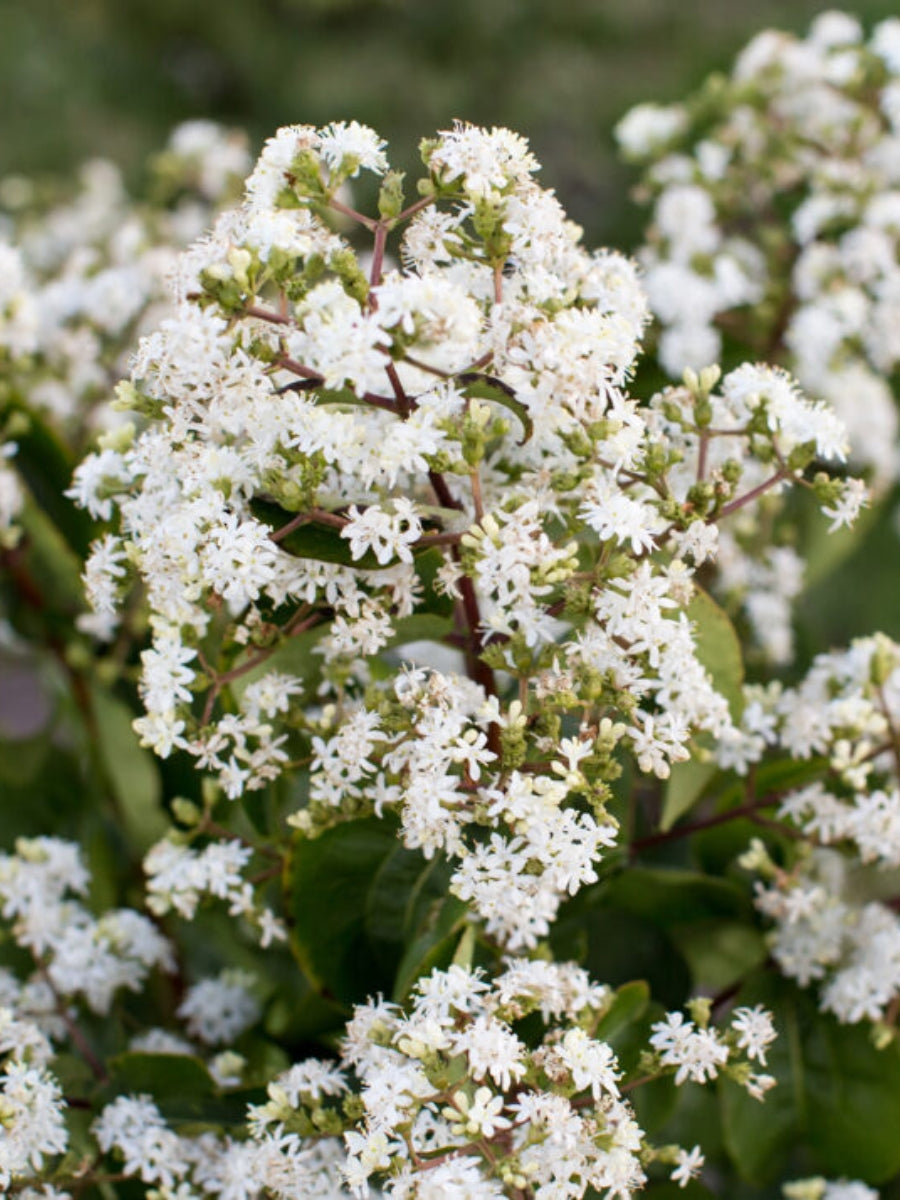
[671,1145,705,1188]
[177,971,260,1045]
[0,1061,68,1187]
[731,1005,777,1065]
[93,1094,189,1188]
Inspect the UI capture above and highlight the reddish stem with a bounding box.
[715,470,789,521]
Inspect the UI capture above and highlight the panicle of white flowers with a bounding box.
[0,1004,68,1189]
[709,634,900,1027]
[238,961,774,1198]
[68,122,861,950]
[0,1058,68,1189]
[0,837,173,1017]
[176,969,261,1045]
[143,835,286,947]
[0,954,771,1198]
[1,121,247,440]
[747,843,900,1027]
[725,634,900,857]
[619,12,900,494]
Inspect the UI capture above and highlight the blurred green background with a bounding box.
[4,0,900,250]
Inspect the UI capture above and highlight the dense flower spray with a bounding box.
[70,119,860,956]
[0,94,895,1197]
[618,12,900,489]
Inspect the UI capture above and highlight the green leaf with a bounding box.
[722,972,900,1184]
[412,546,455,617]
[286,819,399,1005]
[642,1182,716,1199]
[595,980,650,1042]
[107,1052,254,1125]
[250,497,381,568]
[605,867,751,927]
[90,684,168,851]
[265,985,347,1043]
[670,919,766,992]
[108,1051,216,1099]
[459,372,533,445]
[0,731,50,786]
[661,755,718,832]
[18,501,85,614]
[801,488,879,590]
[8,403,95,558]
[312,386,378,410]
[286,818,455,1007]
[551,898,691,1010]
[229,623,329,700]
[385,613,454,651]
[686,585,744,722]
[393,895,470,1001]
[365,845,451,965]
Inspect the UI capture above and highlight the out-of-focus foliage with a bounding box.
[4,0,900,248]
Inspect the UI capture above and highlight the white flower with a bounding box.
[671,1144,705,1188]
[177,971,260,1044]
[730,1005,777,1065]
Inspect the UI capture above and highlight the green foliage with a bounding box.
[90,683,168,852]
[285,817,458,1007]
[722,973,900,1184]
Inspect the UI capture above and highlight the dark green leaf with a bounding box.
[18,501,86,614]
[551,899,691,1010]
[412,546,455,617]
[9,404,95,558]
[108,1050,215,1098]
[286,818,454,1007]
[670,919,766,992]
[801,488,880,590]
[286,819,399,1005]
[90,684,168,851]
[686,586,744,722]
[595,980,650,1042]
[385,613,454,651]
[0,731,50,786]
[393,895,469,1001]
[365,846,450,965]
[250,497,381,567]
[661,755,718,832]
[605,867,751,927]
[108,1051,260,1125]
[230,623,329,699]
[722,972,900,1184]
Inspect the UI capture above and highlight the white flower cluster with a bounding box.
[0,122,248,557]
[144,835,286,946]
[0,1053,68,1189]
[753,845,900,1026]
[1,121,248,435]
[619,11,900,489]
[0,837,173,1014]
[713,633,900,1025]
[649,1002,775,1095]
[0,983,67,1188]
[68,123,861,953]
[82,962,771,1198]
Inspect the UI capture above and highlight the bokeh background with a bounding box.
[6,0,900,247]
[4,0,900,652]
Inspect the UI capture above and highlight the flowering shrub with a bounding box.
[617,11,900,491]
[3,28,900,1198]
